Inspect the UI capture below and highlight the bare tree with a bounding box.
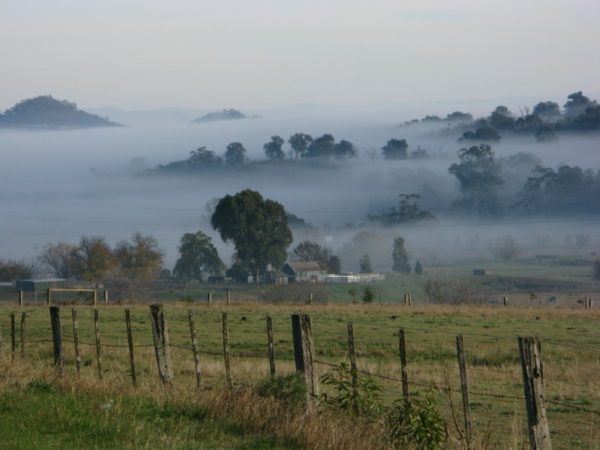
[39,242,78,278]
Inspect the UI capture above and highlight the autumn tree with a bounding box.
[39,242,78,278]
[71,236,115,283]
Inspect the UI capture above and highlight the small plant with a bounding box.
[362,286,375,303]
[385,396,447,449]
[256,374,306,407]
[319,362,382,417]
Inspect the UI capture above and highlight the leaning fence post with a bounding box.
[398,328,410,402]
[518,337,552,450]
[19,312,26,357]
[49,306,64,375]
[347,321,359,413]
[456,334,473,448]
[93,309,103,380]
[222,312,231,387]
[266,316,276,377]
[125,309,137,386]
[188,311,201,388]
[72,308,81,376]
[291,314,318,408]
[149,304,173,385]
[10,313,16,362]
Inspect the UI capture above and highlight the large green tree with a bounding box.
[211,189,293,281]
[173,231,224,282]
[381,139,408,160]
[448,145,504,215]
[263,135,285,160]
[392,237,411,274]
[224,142,246,166]
[288,133,313,159]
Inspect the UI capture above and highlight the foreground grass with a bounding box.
[0,303,598,449]
[0,379,293,450]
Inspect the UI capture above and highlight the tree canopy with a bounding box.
[173,231,224,281]
[224,142,247,166]
[263,135,285,160]
[211,189,293,281]
[381,138,408,160]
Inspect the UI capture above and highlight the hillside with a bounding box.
[191,108,257,123]
[0,95,121,129]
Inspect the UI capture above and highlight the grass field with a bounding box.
[0,301,598,449]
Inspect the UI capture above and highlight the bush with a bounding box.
[256,374,306,407]
[362,286,375,303]
[385,396,446,449]
[319,362,382,417]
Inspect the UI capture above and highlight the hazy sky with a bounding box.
[1,0,599,110]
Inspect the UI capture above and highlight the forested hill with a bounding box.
[0,96,122,129]
[191,109,257,123]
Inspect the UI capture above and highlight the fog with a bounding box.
[1,101,600,272]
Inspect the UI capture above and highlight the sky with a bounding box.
[1,0,599,110]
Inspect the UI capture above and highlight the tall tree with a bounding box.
[188,146,223,168]
[211,189,293,281]
[334,139,357,159]
[114,232,163,281]
[381,139,408,160]
[288,133,313,159]
[0,260,37,282]
[448,145,504,215]
[173,231,224,282]
[39,242,78,278]
[359,254,372,273]
[304,134,335,158]
[71,236,115,283]
[263,135,286,160]
[291,240,340,273]
[392,237,411,274]
[224,142,246,166]
[564,91,596,118]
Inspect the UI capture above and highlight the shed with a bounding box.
[16,278,66,292]
[282,261,327,283]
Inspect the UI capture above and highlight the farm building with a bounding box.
[281,261,327,283]
[0,282,15,293]
[16,278,65,292]
[326,273,385,284]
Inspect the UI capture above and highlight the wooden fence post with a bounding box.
[18,291,23,307]
[34,290,37,305]
[149,304,173,385]
[291,314,318,407]
[94,309,103,380]
[124,309,137,386]
[19,312,26,357]
[347,321,359,413]
[266,316,276,377]
[72,308,81,376]
[93,289,97,306]
[403,293,408,306]
[104,289,109,304]
[308,292,313,304]
[222,312,231,387]
[188,311,201,388]
[226,289,231,306]
[10,313,16,362]
[503,296,508,307]
[207,291,212,305]
[518,337,552,450]
[0,321,3,357]
[398,328,410,402]
[456,334,473,448]
[408,293,412,306]
[49,306,64,375]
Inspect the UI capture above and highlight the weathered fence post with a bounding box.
[266,316,276,377]
[93,289,97,306]
[347,321,359,413]
[103,289,109,304]
[18,291,23,307]
[456,334,473,448]
[10,313,16,362]
[408,293,412,306]
[291,314,318,407]
[226,289,231,306]
[149,304,173,385]
[0,322,3,357]
[398,328,410,401]
[308,292,313,304]
[93,309,103,379]
[19,312,26,357]
[207,291,212,305]
[71,308,81,376]
[49,306,64,375]
[47,289,51,306]
[125,309,137,386]
[188,311,201,388]
[503,296,508,307]
[403,293,408,306]
[518,337,552,450]
[222,312,231,387]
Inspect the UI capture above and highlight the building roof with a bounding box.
[285,261,324,272]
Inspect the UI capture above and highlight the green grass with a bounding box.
[0,380,291,450]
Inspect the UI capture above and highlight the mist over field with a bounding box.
[2,99,599,272]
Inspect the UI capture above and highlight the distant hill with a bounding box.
[191,109,258,124]
[0,95,121,129]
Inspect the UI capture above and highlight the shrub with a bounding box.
[385,396,447,449]
[362,286,375,303]
[256,374,306,408]
[319,362,382,417]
